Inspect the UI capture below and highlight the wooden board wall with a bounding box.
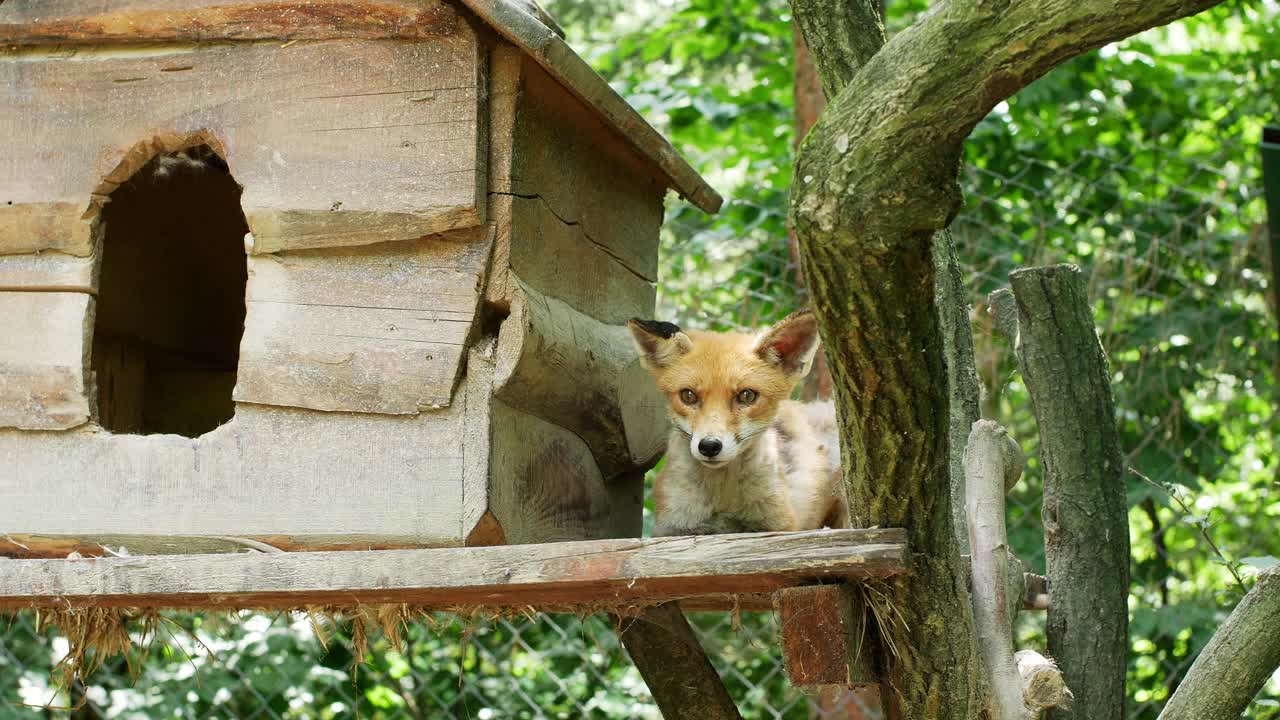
[486,54,663,325]
[235,227,493,414]
[0,20,484,256]
[475,44,669,543]
[0,292,94,430]
[0,402,472,557]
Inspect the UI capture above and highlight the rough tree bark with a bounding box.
[786,1,1226,717]
[938,233,983,554]
[791,24,834,402]
[1158,567,1280,720]
[1011,265,1129,720]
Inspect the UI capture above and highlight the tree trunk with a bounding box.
[617,603,743,720]
[787,0,1226,717]
[937,231,983,554]
[1158,567,1280,720]
[1011,265,1129,720]
[791,23,834,402]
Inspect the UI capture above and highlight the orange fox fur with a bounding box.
[628,310,850,536]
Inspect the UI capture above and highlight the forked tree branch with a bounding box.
[787,1,1227,718]
[792,0,1227,245]
[789,0,884,98]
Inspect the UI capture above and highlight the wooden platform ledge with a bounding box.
[0,529,907,611]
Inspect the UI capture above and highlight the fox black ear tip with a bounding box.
[631,318,681,339]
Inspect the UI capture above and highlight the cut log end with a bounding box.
[1015,650,1072,712]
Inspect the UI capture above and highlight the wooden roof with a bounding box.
[0,0,723,214]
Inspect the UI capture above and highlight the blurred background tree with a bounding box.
[2,1,1277,718]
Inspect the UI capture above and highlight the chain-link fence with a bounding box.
[3,117,1276,718]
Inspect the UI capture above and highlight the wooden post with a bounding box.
[1011,264,1129,720]
[775,585,876,687]
[617,602,743,720]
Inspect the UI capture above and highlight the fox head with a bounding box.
[628,310,821,467]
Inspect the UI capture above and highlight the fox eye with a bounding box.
[679,388,698,405]
[737,389,758,405]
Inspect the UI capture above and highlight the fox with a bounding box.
[628,310,850,537]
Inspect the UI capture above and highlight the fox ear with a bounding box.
[755,310,820,378]
[628,318,693,369]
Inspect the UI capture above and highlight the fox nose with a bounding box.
[697,438,723,458]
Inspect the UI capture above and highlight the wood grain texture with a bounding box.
[0,403,469,554]
[0,528,908,609]
[0,203,97,257]
[487,398,640,544]
[775,585,876,687]
[461,344,499,545]
[0,291,93,430]
[0,36,483,253]
[510,59,665,281]
[234,228,492,414]
[494,280,666,478]
[0,0,460,44]
[0,251,98,293]
[506,196,655,325]
[481,43,524,309]
[460,0,721,214]
[618,603,744,720]
[0,0,721,219]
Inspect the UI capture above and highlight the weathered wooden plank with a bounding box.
[481,43,523,309]
[775,584,877,687]
[0,291,92,430]
[0,403,468,555]
[511,59,665,281]
[459,0,722,214]
[507,196,655,325]
[0,36,483,253]
[0,529,908,609]
[0,251,97,292]
[0,0,723,220]
[494,280,666,477]
[0,203,96,257]
[0,0,461,44]
[233,228,492,414]
[486,397,641,544]
[461,346,498,545]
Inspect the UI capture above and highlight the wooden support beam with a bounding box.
[617,602,743,720]
[0,529,907,610]
[775,584,877,687]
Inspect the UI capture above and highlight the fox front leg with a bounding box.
[653,521,721,537]
[653,515,755,536]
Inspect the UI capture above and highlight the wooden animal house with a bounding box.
[0,0,725,557]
